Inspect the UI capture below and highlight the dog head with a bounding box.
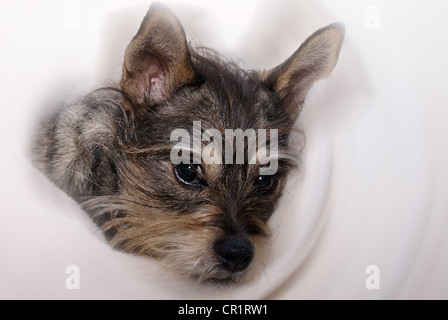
[91,3,344,283]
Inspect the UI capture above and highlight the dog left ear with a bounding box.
[120,3,197,106]
[261,23,345,118]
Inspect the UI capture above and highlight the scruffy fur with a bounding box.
[33,3,344,283]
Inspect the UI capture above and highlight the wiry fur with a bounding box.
[33,3,344,283]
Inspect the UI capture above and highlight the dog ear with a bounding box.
[261,23,345,118]
[120,3,197,105]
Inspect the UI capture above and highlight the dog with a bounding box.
[33,2,344,283]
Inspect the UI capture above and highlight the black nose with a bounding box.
[214,237,254,273]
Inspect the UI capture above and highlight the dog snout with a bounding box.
[214,236,254,273]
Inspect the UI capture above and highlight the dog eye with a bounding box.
[174,163,204,188]
[255,175,277,193]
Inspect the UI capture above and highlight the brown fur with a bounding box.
[33,3,344,283]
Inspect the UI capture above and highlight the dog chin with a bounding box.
[194,268,251,286]
[173,262,247,285]
[202,274,244,286]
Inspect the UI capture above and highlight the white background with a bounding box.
[0,0,447,299]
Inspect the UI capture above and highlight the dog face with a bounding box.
[35,3,344,283]
[104,53,297,283]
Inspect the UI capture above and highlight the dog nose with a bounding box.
[214,237,254,273]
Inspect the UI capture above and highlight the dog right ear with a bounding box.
[120,3,197,106]
[261,23,345,119]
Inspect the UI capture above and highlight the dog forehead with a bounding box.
[199,84,273,129]
[189,56,274,126]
